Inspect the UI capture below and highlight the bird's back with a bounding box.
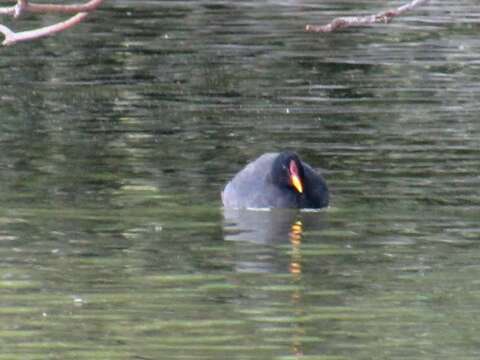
[222,152,329,209]
[222,153,284,208]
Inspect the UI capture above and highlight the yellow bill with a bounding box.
[291,174,303,194]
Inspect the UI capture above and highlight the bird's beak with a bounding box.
[290,174,303,194]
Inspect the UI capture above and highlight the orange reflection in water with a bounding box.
[289,220,303,277]
[289,220,305,357]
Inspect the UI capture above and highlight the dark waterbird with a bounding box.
[222,151,329,209]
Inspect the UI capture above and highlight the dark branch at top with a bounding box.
[305,0,429,33]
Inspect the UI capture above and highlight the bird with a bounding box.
[222,151,329,209]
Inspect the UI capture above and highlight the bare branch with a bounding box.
[1,12,89,46]
[305,0,430,33]
[0,0,104,46]
[0,0,104,16]
[14,0,28,18]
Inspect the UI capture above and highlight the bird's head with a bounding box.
[272,151,305,194]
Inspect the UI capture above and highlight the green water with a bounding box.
[0,0,479,359]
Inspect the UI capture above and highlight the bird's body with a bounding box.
[222,152,329,209]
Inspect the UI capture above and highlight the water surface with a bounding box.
[0,1,480,359]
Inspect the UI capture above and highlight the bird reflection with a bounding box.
[223,208,300,273]
[222,208,326,272]
[222,208,327,357]
[223,209,325,356]
[223,208,300,245]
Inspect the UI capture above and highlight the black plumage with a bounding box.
[222,151,329,209]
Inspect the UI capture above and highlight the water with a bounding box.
[0,0,480,358]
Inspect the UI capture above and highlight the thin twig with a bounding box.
[0,0,103,16]
[0,0,104,46]
[1,12,89,46]
[14,0,28,18]
[305,0,430,33]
